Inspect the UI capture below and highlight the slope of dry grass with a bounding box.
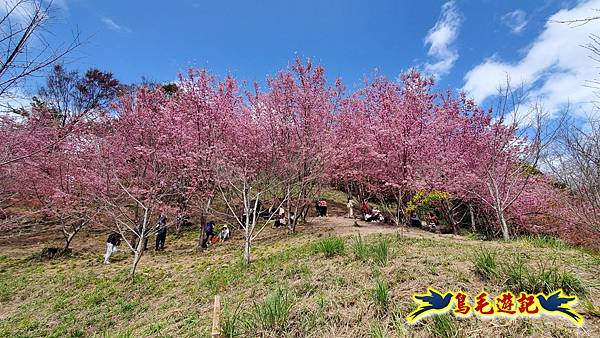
[0,219,598,337]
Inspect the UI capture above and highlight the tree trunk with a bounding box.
[469,203,476,233]
[443,199,459,235]
[286,185,293,233]
[129,209,149,279]
[129,249,142,280]
[300,204,309,222]
[495,206,510,240]
[243,235,251,265]
[64,232,75,250]
[129,230,145,279]
[175,219,182,236]
[395,189,403,226]
[62,220,86,251]
[489,180,510,240]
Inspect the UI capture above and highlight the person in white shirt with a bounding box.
[219,225,230,241]
[347,198,355,218]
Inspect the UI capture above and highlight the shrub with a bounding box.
[472,247,498,280]
[352,234,368,261]
[371,238,390,266]
[313,237,345,258]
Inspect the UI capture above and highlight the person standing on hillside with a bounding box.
[104,232,122,264]
[154,213,168,251]
[347,198,355,218]
[155,220,168,251]
[426,212,439,230]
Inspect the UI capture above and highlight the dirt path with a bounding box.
[305,215,474,242]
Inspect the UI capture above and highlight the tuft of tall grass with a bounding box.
[391,312,408,337]
[429,314,458,338]
[251,288,294,333]
[221,302,243,338]
[503,255,529,291]
[521,235,571,250]
[352,234,368,262]
[583,299,600,318]
[502,257,587,295]
[313,237,345,258]
[371,238,390,266]
[368,320,386,338]
[472,247,498,280]
[372,279,390,313]
[528,261,586,295]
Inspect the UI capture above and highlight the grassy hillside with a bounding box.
[0,219,599,337]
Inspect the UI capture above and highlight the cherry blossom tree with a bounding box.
[334,71,439,225]
[166,70,238,243]
[250,59,342,231]
[88,88,178,278]
[214,94,285,265]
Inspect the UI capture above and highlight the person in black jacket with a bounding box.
[201,221,215,248]
[155,213,168,251]
[104,232,122,264]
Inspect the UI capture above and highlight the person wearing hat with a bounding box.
[219,224,231,241]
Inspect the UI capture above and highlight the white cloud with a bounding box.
[101,16,131,33]
[502,9,528,34]
[423,0,462,78]
[463,0,600,118]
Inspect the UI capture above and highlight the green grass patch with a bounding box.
[368,320,386,338]
[428,313,458,338]
[352,234,369,262]
[312,237,345,258]
[250,288,294,333]
[519,235,572,250]
[472,252,588,296]
[371,237,390,266]
[221,301,244,338]
[371,278,390,314]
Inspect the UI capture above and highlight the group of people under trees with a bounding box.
[103,211,233,264]
[410,211,440,230]
[345,198,385,223]
[103,197,444,263]
[104,212,169,264]
[347,197,441,230]
[200,221,230,248]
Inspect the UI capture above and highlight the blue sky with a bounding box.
[19,0,600,116]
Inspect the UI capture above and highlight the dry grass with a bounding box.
[0,219,598,337]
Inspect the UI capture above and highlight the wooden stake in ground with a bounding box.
[211,295,221,338]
